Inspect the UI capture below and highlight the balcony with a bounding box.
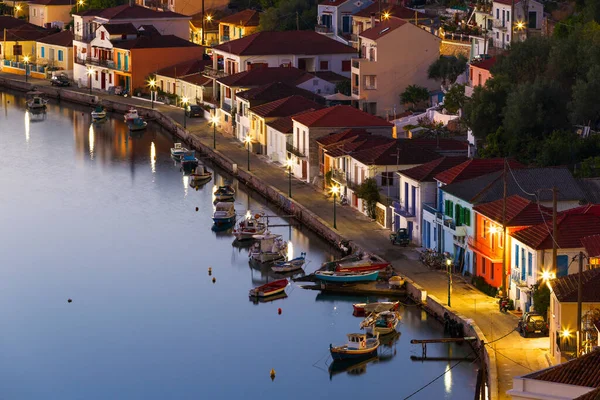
[331,169,348,185]
[395,204,415,218]
[352,87,359,96]
[75,56,86,66]
[443,218,456,230]
[352,60,359,69]
[315,24,333,34]
[203,66,227,79]
[74,34,94,43]
[349,33,359,43]
[220,35,230,42]
[87,58,116,69]
[286,143,306,158]
[493,20,508,30]
[221,102,232,113]
[423,203,443,219]
[467,237,502,262]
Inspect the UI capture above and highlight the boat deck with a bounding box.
[297,281,406,297]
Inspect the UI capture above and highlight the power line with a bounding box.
[486,327,517,345]
[486,346,533,372]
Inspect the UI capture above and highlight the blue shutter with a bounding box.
[528,252,532,276]
[557,255,569,277]
[41,46,45,58]
[58,50,63,61]
[515,244,519,267]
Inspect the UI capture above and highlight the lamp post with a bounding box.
[15,4,21,18]
[211,116,218,149]
[244,135,252,171]
[77,0,84,12]
[331,185,339,229]
[446,258,452,307]
[286,158,293,198]
[86,66,93,95]
[148,78,156,109]
[23,55,29,83]
[181,96,188,128]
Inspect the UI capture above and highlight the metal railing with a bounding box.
[352,87,359,95]
[220,35,230,42]
[422,203,440,216]
[203,66,227,79]
[74,34,94,43]
[493,20,508,30]
[331,169,348,184]
[221,102,232,113]
[286,143,306,158]
[396,205,415,217]
[315,24,333,34]
[87,58,116,69]
[352,59,360,69]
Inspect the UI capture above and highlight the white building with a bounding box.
[491,0,544,49]
[316,0,373,44]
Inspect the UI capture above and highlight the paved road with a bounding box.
[3,73,551,398]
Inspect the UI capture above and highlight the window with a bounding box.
[521,249,525,271]
[506,11,510,21]
[496,32,499,39]
[483,219,488,238]
[368,47,375,61]
[482,257,486,275]
[381,172,394,186]
[319,60,329,70]
[491,261,495,280]
[528,252,532,276]
[516,288,520,300]
[225,87,231,99]
[464,209,471,226]
[41,46,45,58]
[496,8,499,19]
[515,244,520,267]
[342,60,351,72]
[528,11,537,28]
[499,229,504,248]
[109,74,112,84]
[95,71,98,81]
[58,50,63,61]
[506,34,509,41]
[445,200,454,217]
[101,31,105,40]
[33,8,36,17]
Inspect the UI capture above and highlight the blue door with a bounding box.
[404,182,409,211]
[394,214,400,231]
[407,221,413,240]
[411,186,416,214]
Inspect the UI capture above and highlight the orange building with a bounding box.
[110,35,204,92]
[469,195,551,289]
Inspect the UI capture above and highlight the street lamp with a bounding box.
[181,96,188,128]
[285,158,293,198]
[210,115,218,149]
[382,11,390,20]
[15,4,21,18]
[330,185,340,229]
[147,78,156,109]
[244,135,251,171]
[77,0,84,12]
[86,66,93,94]
[23,55,29,83]
[446,258,453,307]
[515,21,525,30]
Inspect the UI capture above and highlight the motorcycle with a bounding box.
[339,194,349,206]
[498,297,509,313]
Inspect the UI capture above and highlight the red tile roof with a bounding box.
[219,9,260,26]
[213,30,356,56]
[103,23,138,35]
[354,4,417,19]
[548,269,600,303]
[250,95,323,118]
[511,214,600,250]
[316,129,370,146]
[292,105,393,128]
[36,29,73,46]
[561,204,600,216]
[320,0,349,6]
[236,81,325,105]
[114,35,201,50]
[74,5,188,20]
[29,0,72,5]
[351,140,441,165]
[494,0,521,5]
[581,234,600,258]
[526,348,600,387]
[4,24,50,41]
[471,56,497,72]
[180,73,212,86]
[267,109,320,133]
[156,59,211,78]
[0,16,29,30]
[218,67,313,88]
[434,158,524,185]
[400,156,469,182]
[474,195,552,227]
[360,17,407,40]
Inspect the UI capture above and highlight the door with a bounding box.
[125,76,130,92]
[411,186,416,215]
[407,221,413,240]
[301,160,307,180]
[321,14,332,29]
[353,193,358,208]
[404,182,409,211]
[342,15,351,33]
[117,53,121,70]
[124,55,129,71]
[101,72,106,90]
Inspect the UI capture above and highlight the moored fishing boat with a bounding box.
[248,278,288,298]
[336,261,391,273]
[353,301,400,315]
[128,117,147,131]
[189,164,212,185]
[233,213,266,241]
[27,96,47,110]
[314,270,379,283]
[170,143,188,160]
[212,202,236,225]
[91,106,106,120]
[124,107,139,122]
[214,184,235,201]
[249,232,287,263]
[320,253,363,270]
[329,333,379,361]
[360,311,401,335]
[181,150,199,170]
[272,252,306,273]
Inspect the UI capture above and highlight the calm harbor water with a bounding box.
[0,91,477,400]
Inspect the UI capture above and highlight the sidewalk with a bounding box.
[2,72,550,398]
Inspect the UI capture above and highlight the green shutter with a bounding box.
[455,204,462,224]
[465,209,470,226]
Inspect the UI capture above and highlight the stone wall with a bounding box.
[440,40,471,58]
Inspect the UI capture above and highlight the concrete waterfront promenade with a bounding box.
[0,73,551,399]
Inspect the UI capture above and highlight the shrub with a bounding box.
[471,276,498,297]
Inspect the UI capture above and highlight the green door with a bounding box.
[117,53,121,70]
[124,55,129,71]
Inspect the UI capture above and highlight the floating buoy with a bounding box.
[270,369,276,380]
[278,308,282,315]
[195,207,199,211]
[67,299,72,303]
[208,267,212,275]
[196,187,199,191]
[212,277,216,283]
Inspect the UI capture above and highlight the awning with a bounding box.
[325,92,354,101]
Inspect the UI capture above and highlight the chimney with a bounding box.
[370,13,376,28]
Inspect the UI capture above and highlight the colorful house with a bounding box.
[28,0,72,28]
[36,29,73,74]
[218,9,259,43]
[466,56,496,97]
[0,23,50,76]
[155,58,212,102]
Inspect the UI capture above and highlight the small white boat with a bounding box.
[213,202,236,225]
[91,106,106,120]
[27,96,47,110]
[233,213,266,241]
[171,143,188,160]
[249,232,287,263]
[189,164,212,185]
[128,117,147,131]
[360,311,401,335]
[214,185,235,202]
[124,107,139,122]
[330,333,379,361]
[353,301,399,315]
[272,253,306,273]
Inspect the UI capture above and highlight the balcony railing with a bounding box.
[349,33,359,42]
[315,24,333,34]
[467,237,502,262]
[331,169,348,185]
[203,66,227,79]
[75,56,86,66]
[396,205,415,218]
[352,60,359,69]
[220,35,230,42]
[443,218,456,230]
[74,34,95,43]
[352,87,359,96]
[87,58,116,69]
[493,20,508,30]
[221,102,232,113]
[423,203,443,219]
[286,143,306,158]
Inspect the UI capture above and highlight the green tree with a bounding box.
[577,156,600,177]
[400,84,429,110]
[335,80,351,96]
[355,178,380,219]
[462,76,510,140]
[536,130,580,167]
[443,84,465,114]
[427,55,467,87]
[491,36,553,85]
[532,281,550,319]
[570,65,600,127]
[258,0,317,31]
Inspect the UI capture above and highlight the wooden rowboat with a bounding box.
[249,278,288,298]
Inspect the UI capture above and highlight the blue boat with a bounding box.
[330,333,379,361]
[212,202,236,225]
[315,270,379,283]
[181,150,199,170]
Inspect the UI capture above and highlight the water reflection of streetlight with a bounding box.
[24,110,30,143]
[88,124,95,160]
[287,240,294,262]
[330,185,339,229]
[444,363,452,394]
[150,141,156,173]
[183,175,189,196]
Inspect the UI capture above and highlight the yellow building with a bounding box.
[36,29,73,72]
[218,9,259,43]
[28,0,73,28]
[189,9,223,46]
[1,23,51,77]
[548,268,600,364]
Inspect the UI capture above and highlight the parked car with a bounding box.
[518,312,549,337]
[50,74,70,87]
[186,105,203,117]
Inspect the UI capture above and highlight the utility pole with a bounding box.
[501,158,507,297]
[577,251,584,356]
[296,12,300,31]
[201,0,205,45]
[552,186,558,275]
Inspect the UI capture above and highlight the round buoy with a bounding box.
[212,277,216,283]
[67,299,72,303]
[208,267,212,275]
[270,369,276,380]
[195,207,199,211]
[278,308,282,315]
[196,187,199,191]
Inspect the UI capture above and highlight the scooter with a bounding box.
[498,297,509,313]
[339,194,349,206]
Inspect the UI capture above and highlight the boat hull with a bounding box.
[336,262,390,273]
[213,216,236,225]
[353,301,400,314]
[330,346,378,361]
[249,278,288,298]
[250,252,285,263]
[190,174,212,184]
[91,112,106,120]
[315,271,379,283]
